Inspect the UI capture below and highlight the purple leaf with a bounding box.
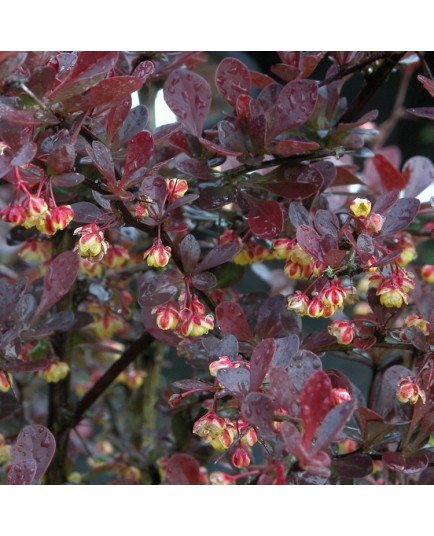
[106,97,132,145]
[407,107,434,120]
[27,65,56,98]
[165,193,199,214]
[381,197,420,235]
[164,69,211,137]
[88,76,145,108]
[202,334,239,361]
[417,75,434,98]
[10,424,56,484]
[69,201,103,223]
[311,400,356,455]
[52,172,85,188]
[37,311,76,335]
[49,52,119,102]
[281,420,302,455]
[296,225,323,260]
[34,252,80,319]
[260,164,323,200]
[112,105,149,151]
[314,210,339,237]
[122,131,154,183]
[176,158,219,180]
[302,329,337,351]
[216,302,253,341]
[191,272,217,291]
[382,452,429,475]
[199,134,244,156]
[324,249,347,269]
[8,459,37,485]
[215,57,251,108]
[372,189,400,215]
[250,338,276,392]
[247,198,283,239]
[332,454,373,479]
[138,270,181,307]
[268,139,319,157]
[179,234,201,273]
[166,453,200,485]
[403,156,434,198]
[380,365,412,419]
[269,367,296,412]
[47,143,76,175]
[172,379,214,391]
[312,160,337,190]
[288,350,323,392]
[217,367,251,397]
[132,60,155,82]
[140,175,168,214]
[11,142,37,166]
[300,370,334,447]
[288,202,310,227]
[268,79,318,140]
[0,277,27,323]
[272,335,300,369]
[87,140,116,185]
[0,391,20,421]
[357,233,375,262]
[372,153,407,192]
[194,243,241,273]
[242,392,276,430]
[257,82,282,110]
[4,359,50,373]
[198,185,235,210]
[256,295,286,339]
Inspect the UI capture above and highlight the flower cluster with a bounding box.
[152,290,214,338]
[370,266,415,308]
[85,302,129,339]
[287,279,351,318]
[328,320,358,345]
[400,314,431,341]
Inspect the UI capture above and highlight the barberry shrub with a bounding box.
[0,51,434,485]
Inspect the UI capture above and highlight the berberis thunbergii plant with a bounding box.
[0,51,434,485]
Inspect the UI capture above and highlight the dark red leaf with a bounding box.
[111,105,149,151]
[332,454,373,479]
[256,295,286,339]
[166,453,200,485]
[381,197,420,235]
[281,421,302,455]
[314,209,339,237]
[373,153,407,192]
[0,278,27,323]
[202,334,239,361]
[10,424,56,484]
[417,75,434,98]
[407,107,434,120]
[199,134,244,157]
[191,272,217,291]
[247,198,283,239]
[268,139,320,157]
[250,339,276,392]
[250,71,276,90]
[296,224,322,260]
[302,329,337,351]
[403,156,434,198]
[34,251,80,320]
[288,350,323,392]
[311,400,356,455]
[257,82,282,110]
[242,392,276,430]
[49,52,119,103]
[7,460,37,485]
[383,451,429,474]
[217,367,251,397]
[198,185,235,210]
[260,164,323,199]
[372,189,400,215]
[87,141,116,186]
[47,144,75,175]
[164,69,211,137]
[368,250,403,268]
[312,160,337,190]
[176,158,219,180]
[357,233,375,262]
[268,79,318,140]
[380,365,412,419]
[4,359,50,373]
[88,76,145,108]
[122,131,154,183]
[165,193,199,213]
[52,172,84,188]
[288,202,310,227]
[106,96,131,145]
[172,379,214,391]
[277,51,326,79]
[194,243,241,273]
[269,367,296,412]
[0,391,20,421]
[272,335,300,369]
[0,105,57,126]
[11,142,37,166]
[69,201,103,223]
[216,301,253,341]
[132,60,155,82]
[140,175,168,213]
[300,370,334,447]
[353,336,377,350]
[138,271,181,307]
[215,57,251,108]
[179,234,201,273]
[324,249,347,269]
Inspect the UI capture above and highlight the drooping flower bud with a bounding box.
[286,292,309,316]
[152,303,180,331]
[421,265,434,284]
[44,205,74,235]
[231,447,251,469]
[143,239,171,268]
[38,361,70,383]
[321,280,347,308]
[328,320,357,345]
[307,295,324,318]
[0,205,26,225]
[331,388,352,406]
[209,355,240,377]
[167,178,188,201]
[0,372,11,392]
[396,376,426,405]
[105,244,130,269]
[74,223,109,262]
[22,196,48,228]
[365,212,385,233]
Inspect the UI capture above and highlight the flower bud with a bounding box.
[38,361,70,383]
[307,296,324,318]
[337,438,358,455]
[377,287,408,308]
[421,265,434,284]
[179,311,214,337]
[273,238,296,260]
[152,304,180,331]
[209,471,235,485]
[400,314,430,339]
[331,388,352,405]
[321,281,346,308]
[44,205,74,235]
[396,376,426,405]
[0,372,11,392]
[328,320,357,345]
[74,223,109,262]
[23,196,48,227]
[209,355,240,377]
[167,178,188,201]
[19,239,54,262]
[143,239,171,268]
[365,212,385,233]
[350,197,371,218]
[231,447,251,469]
[0,205,26,225]
[105,244,130,269]
[193,411,236,451]
[286,292,309,316]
